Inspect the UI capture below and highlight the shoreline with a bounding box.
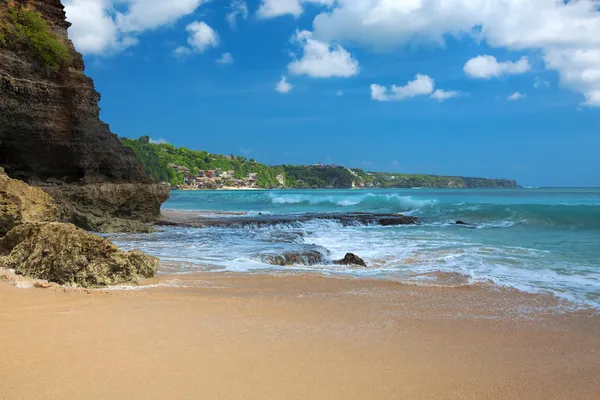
[1,271,599,399]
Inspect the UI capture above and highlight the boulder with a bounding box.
[0,223,158,287]
[334,253,367,267]
[0,169,58,236]
[261,250,325,266]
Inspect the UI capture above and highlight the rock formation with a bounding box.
[0,222,159,287]
[0,168,58,236]
[0,0,169,231]
[334,253,367,267]
[261,250,325,266]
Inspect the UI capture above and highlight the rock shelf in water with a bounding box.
[158,211,419,228]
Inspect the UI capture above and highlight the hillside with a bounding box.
[120,137,518,189]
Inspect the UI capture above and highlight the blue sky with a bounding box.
[65,0,600,187]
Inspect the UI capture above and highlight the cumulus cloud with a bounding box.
[257,0,334,19]
[430,89,460,102]
[217,52,234,65]
[309,0,600,106]
[464,55,531,79]
[173,46,192,59]
[276,76,294,94]
[226,0,248,29]
[186,21,220,52]
[173,21,219,58]
[288,31,359,78]
[372,74,457,102]
[63,0,121,54]
[64,0,209,55]
[508,92,526,101]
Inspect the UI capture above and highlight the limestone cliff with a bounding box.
[0,0,169,231]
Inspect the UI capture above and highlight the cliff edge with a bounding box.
[0,0,169,231]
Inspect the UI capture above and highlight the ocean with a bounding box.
[107,188,600,308]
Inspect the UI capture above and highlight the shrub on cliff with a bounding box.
[0,4,69,71]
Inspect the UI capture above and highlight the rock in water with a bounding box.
[0,223,159,288]
[261,251,325,266]
[334,253,367,267]
[0,0,169,231]
[0,169,58,236]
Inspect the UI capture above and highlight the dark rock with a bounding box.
[0,222,159,287]
[261,250,325,266]
[0,0,169,231]
[334,253,367,267]
[456,221,467,225]
[159,212,419,229]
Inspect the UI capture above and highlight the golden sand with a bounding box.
[1,272,599,400]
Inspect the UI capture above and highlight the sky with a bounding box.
[63,0,600,187]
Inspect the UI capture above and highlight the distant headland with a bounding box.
[121,136,518,190]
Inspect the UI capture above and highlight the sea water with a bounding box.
[107,188,600,308]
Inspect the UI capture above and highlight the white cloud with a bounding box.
[226,0,248,29]
[64,0,209,55]
[64,0,121,54]
[116,0,209,33]
[174,46,192,59]
[257,0,334,19]
[186,21,220,52]
[288,30,359,78]
[276,76,294,94]
[217,52,234,65]
[584,90,600,107]
[430,89,460,102]
[309,0,600,106]
[372,75,459,102]
[371,74,435,101]
[508,92,526,101]
[336,90,344,96]
[464,55,531,79]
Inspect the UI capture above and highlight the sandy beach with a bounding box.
[1,272,599,400]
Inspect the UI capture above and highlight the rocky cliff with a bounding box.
[0,0,169,231]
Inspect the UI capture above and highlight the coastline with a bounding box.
[1,271,599,400]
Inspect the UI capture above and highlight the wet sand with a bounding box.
[1,272,599,400]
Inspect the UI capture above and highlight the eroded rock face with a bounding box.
[0,0,148,184]
[43,183,170,232]
[0,0,169,231]
[0,168,58,236]
[0,223,158,287]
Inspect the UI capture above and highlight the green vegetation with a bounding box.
[282,165,355,188]
[370,172,517,189]
[121,136,286,187]
[120,136,518,189]
[0,3,69,71]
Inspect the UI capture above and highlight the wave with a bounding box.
[268,193,437,212]
[429,203,600,230]
[166,189,600,230]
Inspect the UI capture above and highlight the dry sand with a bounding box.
[1,272,599,400]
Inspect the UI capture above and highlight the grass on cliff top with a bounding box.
[0,3,69,72]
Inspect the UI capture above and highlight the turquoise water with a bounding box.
[108,188,600,308]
